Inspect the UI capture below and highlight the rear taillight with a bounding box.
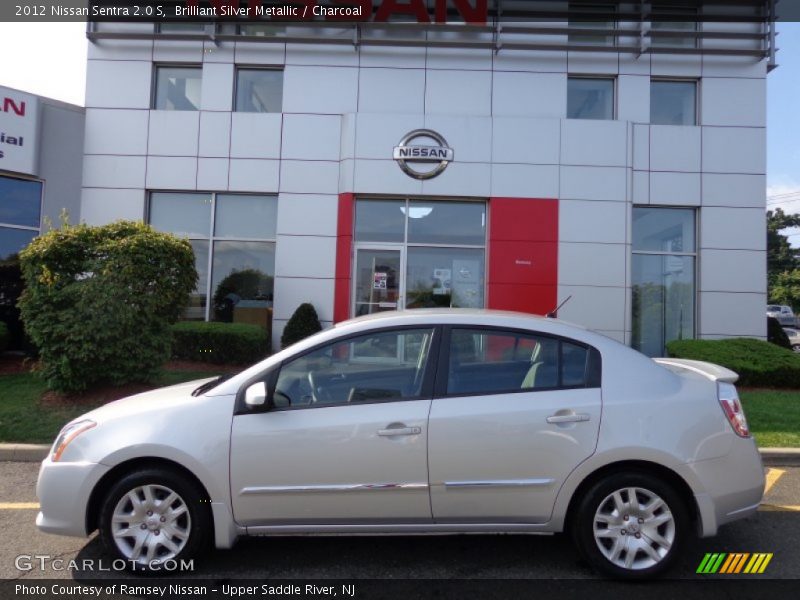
[718,382,750,438]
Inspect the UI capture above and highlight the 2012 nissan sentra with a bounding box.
[36,309,764,579]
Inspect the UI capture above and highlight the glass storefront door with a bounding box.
[352,198,487,318]
[353,247,403,317]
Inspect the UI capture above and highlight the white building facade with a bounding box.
[79,1,774,355]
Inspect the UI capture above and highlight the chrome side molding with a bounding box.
[442,479,555,489]
[240,482,428,495]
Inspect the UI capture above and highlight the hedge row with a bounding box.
[171,321,270,365]
[666,337,800,388]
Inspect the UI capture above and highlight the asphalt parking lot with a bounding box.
[1,461,798,584]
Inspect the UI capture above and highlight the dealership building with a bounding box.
[0,2,777,355]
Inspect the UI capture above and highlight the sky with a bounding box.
[0,20,797,210]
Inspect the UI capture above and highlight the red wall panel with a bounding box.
[333,193,355,323]
[488,198,558,316]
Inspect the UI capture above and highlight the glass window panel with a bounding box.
[158,22,206,33]
[0,176,42,228]
[0,227,37,262]
[214,194,277,239]
[562,343,589,387]
[154,66,202,111]
[184,240,209,321]
[567,78,615,120]
[354,199,405,243]
[632,208,695,252]
[651,6,698,48]
[569,3,616,46]
[651,81,697,126]
[632,254,695,357]
[447,329,561,395]
[210,240,275,323]
[406,247,485,310]
[274,328,435,407]
[149,193,211,238]
[239,23,286,37]
[406,201,486,246]
[235,69,283,113]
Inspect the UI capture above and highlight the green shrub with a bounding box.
[281,303,322,349]
[767,317,791,349]
[666,337,800,388]
[171,321,270,365]
[0,321,9,353]
[18,221,197,392]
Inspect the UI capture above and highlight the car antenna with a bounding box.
[546,295,572,319]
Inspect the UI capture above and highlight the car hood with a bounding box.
[77,378,218,425]
[652,358,738,383]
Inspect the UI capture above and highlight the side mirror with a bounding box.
[244,381,267,408]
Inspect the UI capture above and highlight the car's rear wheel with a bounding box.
[98,467,211,573]
[572,471,688,579]
[792,344,800,354]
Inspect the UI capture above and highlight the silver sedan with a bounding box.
[36,309,764,579]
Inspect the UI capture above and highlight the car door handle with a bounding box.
[377,426,421,437]
[546,413,590,424]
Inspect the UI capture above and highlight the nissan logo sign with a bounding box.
[393,129,454,180]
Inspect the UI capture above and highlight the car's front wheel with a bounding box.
[792,344,800,354]
[98,467,211,572]
[572,471,688,579]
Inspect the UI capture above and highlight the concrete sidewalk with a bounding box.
[2,443,799,466]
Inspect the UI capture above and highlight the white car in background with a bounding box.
[36,309,764,579]
[767,304,795,326]
[783,327,800,352]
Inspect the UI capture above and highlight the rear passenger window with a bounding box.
[446,328,599,396]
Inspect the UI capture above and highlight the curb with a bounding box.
[0,444,50,462]
[2,444,800,465]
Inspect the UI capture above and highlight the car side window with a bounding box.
[274,328,435,408]
[446,328,599,396]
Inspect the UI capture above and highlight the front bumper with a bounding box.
[678,436,765,538]
[36,458,110,538]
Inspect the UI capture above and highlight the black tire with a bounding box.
[571,471,689,580]
[792,345,800,354]
[98,467,211,573]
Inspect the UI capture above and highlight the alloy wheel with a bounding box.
[592,486,676,570]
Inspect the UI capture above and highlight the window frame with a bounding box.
[631,206,699,356]
[433,325,602,399]
[151,64,203,111]
[567,75,617,121]
[146,191,278,321]
[650,78,699,126]
[235,325,443,415]
[0,173,44,233]
[233,66,284,114]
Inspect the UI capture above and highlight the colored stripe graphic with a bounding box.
[699,553,773,574]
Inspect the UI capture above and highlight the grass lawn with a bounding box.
[0,370,220,444]
[1,372,798,447]
[740,389,800,448]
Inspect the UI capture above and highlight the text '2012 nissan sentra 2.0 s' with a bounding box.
[36,309,764,579]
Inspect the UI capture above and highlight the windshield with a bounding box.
[191,375,231,397]
[767,305,780,311]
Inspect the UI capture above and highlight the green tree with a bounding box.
[18,220,197,392]
[767,208,800,309]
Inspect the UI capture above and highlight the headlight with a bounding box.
[52,420,96,462]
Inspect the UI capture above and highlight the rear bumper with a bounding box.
[679,437,765,538]
[36,458,110,538]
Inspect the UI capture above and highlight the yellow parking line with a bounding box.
[764,468,786,495]
[759,503,800,512]
[0,502,39,510]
